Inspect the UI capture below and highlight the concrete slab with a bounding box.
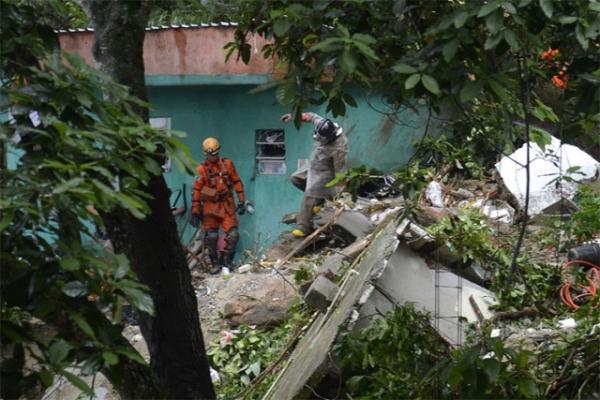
[265,218,400,400]
[366,243,496,344]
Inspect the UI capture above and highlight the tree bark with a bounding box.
[79,1,215,398]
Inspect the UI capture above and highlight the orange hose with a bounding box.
[560,259,600,310]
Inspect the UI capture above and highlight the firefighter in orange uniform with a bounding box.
[191,137,250,270]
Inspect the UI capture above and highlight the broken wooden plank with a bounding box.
[278,208,343,269]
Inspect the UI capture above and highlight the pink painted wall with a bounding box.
[59,27,276,75]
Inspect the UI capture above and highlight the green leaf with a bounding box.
[143,157,161,176]
[503,29,520,51]
[343,93,358,108]
[117,193,148,219]
[590,2,600,12]
[60,257,80,271]
[484,33,503,49]
[518,378,539,398]
[421,75,441,95]
[481,358,501,382]
[486,10,503,34]
[0,210,13,232]
[558,16,577,24]
[478,1,501,17]
[114,253,130,279]
[62,281,87,297]
[40,369,54,387]
[576,24,589,49]
[392,63,417,74]
[115,348,146,365]
[120,287,154,315]
[68,310,97,340]
[459,81,483,102]
[53,178,84,195]
[339,47,357,73]
[309,38,343,53]
[246,361,261,376]
[405,73,421,90]
[539,0,553,18]
[240,374,251,386]
[487,78,509,101]
[454,10,469,28]
[443,38,459,62]
[515,351,530,368]
[48,339,71,364]
[353,40,380,61]
[273,17,291,37]
[503,2,517,14]
[352,33,376,44]
[61,370,93,396]
[102,352,119,366]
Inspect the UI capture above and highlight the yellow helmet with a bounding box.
[202,137,220,155]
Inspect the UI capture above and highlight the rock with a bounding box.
[223,298,291,327]
[304,276,339,312]
[450,188,475,199]
[222,277,297,327]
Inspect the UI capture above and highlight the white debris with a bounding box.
[469,199,516,225]
[210,368,221,383]
[496,133,599,216]
[221,267,230,276]
[132,334,143,342]
[425,181,444,208]
[558,318,577,329]
[490,328,501,338]
[370,206,401,225]
[237,264,252,274]
[29,111,41,127]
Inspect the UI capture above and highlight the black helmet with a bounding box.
[314,118,338,143]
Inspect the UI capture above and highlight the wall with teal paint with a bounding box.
[147,83,428,259]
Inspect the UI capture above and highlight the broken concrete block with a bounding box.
[314,209,373,241]
[495,133,599,217]
[318,253,345,277]
[304,276,339,312]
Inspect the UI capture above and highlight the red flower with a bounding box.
[552,75,566,89]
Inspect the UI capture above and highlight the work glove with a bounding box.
[244,200,255,215]
[190,213,202,228]
[236,203,246,215]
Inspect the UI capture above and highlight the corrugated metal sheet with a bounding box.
[57,22,238,34]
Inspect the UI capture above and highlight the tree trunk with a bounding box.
[79,1,215,398]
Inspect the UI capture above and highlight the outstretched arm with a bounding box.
[280,112,325,127]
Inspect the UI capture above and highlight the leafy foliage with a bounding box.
[208,303,310,399]
[336,305,599,400]
[428,210,498,263]
[334,305,450,399]
[0,1,194,397]
[230,0,599,160]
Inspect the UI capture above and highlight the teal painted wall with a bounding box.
[147,83,428,259]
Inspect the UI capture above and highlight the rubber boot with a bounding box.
[204,229,220,274]
[223,227,240,271]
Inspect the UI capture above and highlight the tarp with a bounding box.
[495,134,599,216]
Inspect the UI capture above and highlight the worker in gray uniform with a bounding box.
[280,111,349,237]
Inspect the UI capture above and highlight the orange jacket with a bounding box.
[192,158,245,218]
